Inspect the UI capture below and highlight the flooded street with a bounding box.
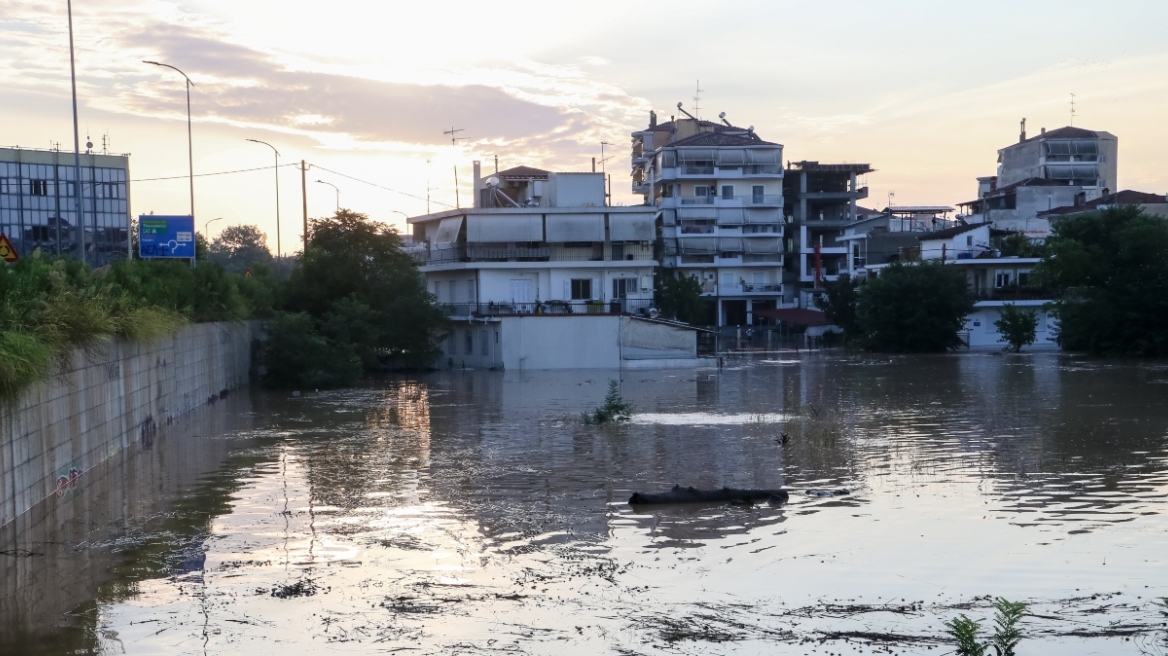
[4,352,1168,655]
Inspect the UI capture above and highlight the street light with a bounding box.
[67,0,86,265]
[246,139,281,259]
[204,216,227,239]
[143,60,195,220]
[315,180,339,212]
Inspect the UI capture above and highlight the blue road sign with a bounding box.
[139,215,195,259]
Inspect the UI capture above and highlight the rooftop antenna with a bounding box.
[101,132,109,155]
[443,127,467,208]
[1070,93,1077,126]
[692,80,704,119]
[600,141,611,174]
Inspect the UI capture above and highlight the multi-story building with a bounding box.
[631,110,785,326]
[958,124,1118,238]
[406,162,700,369]
[0,146,132,265]
[837,206,956,278]
[781,161,873,306]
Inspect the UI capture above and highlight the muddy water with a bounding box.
[3,353,1168,655]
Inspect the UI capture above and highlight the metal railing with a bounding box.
[441,298,655,317]
[972,287,1050,301]
[411,244,654,265]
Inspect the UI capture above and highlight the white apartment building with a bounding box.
[407,163,699,369]
[631,110,785,327]
[958,124,1118,238]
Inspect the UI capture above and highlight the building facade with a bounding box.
[631,111,785,326]
[0,147,131,265]
[959,125,1118,238]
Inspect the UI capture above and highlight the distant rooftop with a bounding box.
[919,222,989,241]
[667,131,778,148]
[787,161,874,174]
[1036,190,1168,217]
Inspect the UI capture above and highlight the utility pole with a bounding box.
[66,0,85,265]
[300,160,308,247]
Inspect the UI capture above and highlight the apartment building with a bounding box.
[0,146,132,265]
[631,110,785,326]
[959,124,1118,238]
[406,162,701,369]
[781,161,873,306]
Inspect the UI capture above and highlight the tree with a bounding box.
[655,272,707,324]
[994,304,1038,352]
[997,232,1047,258]
[207,225,273,274]
[270,209,448,383]
[854,261,974,352]
[815,273,860,339]
[1034,205,1168,356]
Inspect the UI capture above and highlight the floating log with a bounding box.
[628,485,789,506]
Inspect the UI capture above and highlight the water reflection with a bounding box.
[3,353,1168,654]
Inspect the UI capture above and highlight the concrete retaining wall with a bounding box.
[0,322,254,527]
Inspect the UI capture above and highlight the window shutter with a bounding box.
[563,280,571,300]
[593,278,601,300]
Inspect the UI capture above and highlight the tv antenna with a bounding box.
[693,80,704,119]
[444,127,467,146]
[1069,93,1077,126]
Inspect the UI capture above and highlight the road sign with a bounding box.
[0,233,18,262]
[139,215,196,259]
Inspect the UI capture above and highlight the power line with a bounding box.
[311,164,454,209]
[131,163,298,182]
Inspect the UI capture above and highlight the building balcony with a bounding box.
[971,286,1050,301]
[659,165,784,181]
[411,244,654,266]
[717,282,783,296]
[442,298,656,318]
[800,186,868,200]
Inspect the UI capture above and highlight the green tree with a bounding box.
[655,272,707,324]
[268,209,447,385]
[997,232,1047,258]
[1034,205,1168,356]
[994,304,1038,352]
[854,261,974,352]
[207,225,273,274]
[815,273,860,339]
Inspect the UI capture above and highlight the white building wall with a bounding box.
[501,316,621,369]
[920,225,992,260]
[963,302,1059,350]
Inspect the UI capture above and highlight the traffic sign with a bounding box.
[0,234,18,263]
[139,216,195,259]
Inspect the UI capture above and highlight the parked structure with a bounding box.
[0,146,132,265]
[631,109,786,326]
[958,124,1118,238]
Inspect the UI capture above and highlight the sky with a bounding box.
[3,0,1167,249]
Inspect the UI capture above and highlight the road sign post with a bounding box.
[138,215,196,261]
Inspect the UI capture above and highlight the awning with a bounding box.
[743,237,781,254]
[546,213,603,242]
[660,151,677,168]
[432,216,463,249]
[718,237,743,252]
[753,308,828,326]
[466,213,543,242]
[718,149,746,166]
[1072,140,1098,155]
[679,237,716,254]
[747,149,781,165]
[717,208,745,225]
[1045,141,1072,156]
[677,148,716,162]
[1048,165,1098,180]
[745,208,780,224]
[610,214,655,241]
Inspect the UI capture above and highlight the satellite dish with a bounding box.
[86,141,93,149]
[486,176,500,186]
[718,112,726,119]
[676,102,683,109]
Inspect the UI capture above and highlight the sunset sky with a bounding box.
[3,0,1167,248]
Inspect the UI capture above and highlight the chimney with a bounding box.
[472,160,482,208]
[649,110,657,129]
[1041,127,1046,135]
[1019,118,1026,142]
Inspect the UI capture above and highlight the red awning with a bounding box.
[753,308,828,326]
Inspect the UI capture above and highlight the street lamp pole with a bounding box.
[143,60,195,219]
[67,0,88,265]
[204,216,226,239]
[247,139,281,259]
[315,180,339,212]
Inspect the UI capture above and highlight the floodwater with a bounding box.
[4,353,1168,655]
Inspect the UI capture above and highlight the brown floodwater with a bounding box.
[3,352,1168,655]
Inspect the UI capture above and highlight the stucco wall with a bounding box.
[964,302,1058,349]
[501,315,621,369]
[0,322,254,527]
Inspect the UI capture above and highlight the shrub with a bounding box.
[944,598,1026,656]
[583,380,633,425]
[259,312,362,390]
[994,304,1039,353]
[855,261,974,352]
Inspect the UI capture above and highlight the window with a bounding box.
[30,180,48,196]
[965,236,973,247]
[612,277,639,299]
[995,271,1013,288]
[1017,271,1031,287]
[481,330,490,356]
[721,185,734,200]
[0,178,11,194]
[464,330,473,354]
[752,185,764,202]
[695,185,709,197]
[570,278,592,300]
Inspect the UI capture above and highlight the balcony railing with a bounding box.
[441,298,656,317]
[412,244,653,265]
[972,286,1051,301]
[717,283,783,295]
[679,223,716,234]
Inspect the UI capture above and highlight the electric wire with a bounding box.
[311,165,454,209]
[131,163,299,182]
